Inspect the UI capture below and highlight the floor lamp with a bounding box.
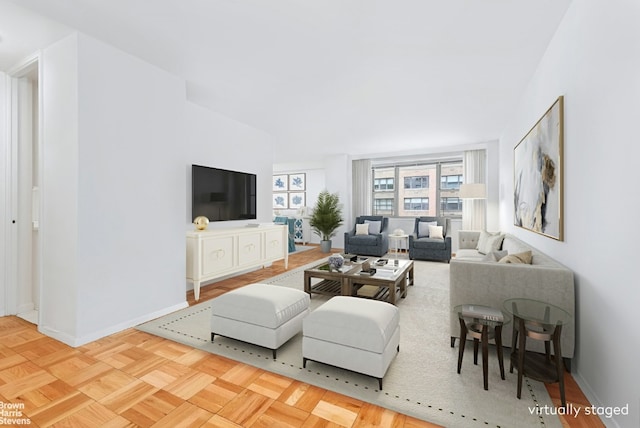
[459,183,486,230]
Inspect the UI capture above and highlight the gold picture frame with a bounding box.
[513,96,564,241]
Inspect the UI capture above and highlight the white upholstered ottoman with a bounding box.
[210,283,310,359]
[302,296,400,389]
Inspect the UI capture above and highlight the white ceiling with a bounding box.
[1,0,572,162]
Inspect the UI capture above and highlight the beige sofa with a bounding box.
[450,231,575,366]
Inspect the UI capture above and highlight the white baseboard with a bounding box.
[572,371,618,428]
[38,301,189,347]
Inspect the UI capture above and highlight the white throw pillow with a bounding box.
[356,223,369,235]
[428,225,444,239]
[364,220,382,234]
[418,221,438,238]
[477,231,505,255]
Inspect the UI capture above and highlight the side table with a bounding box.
[503,298,572,408]
[454,304,509,390]
[388,234,409,257]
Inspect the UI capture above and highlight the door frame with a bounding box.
[3,52,43,319]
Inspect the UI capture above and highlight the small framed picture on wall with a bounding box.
[288,173,306,191]
[273,175,288,191]
[289,192,305,209]
[273,193,288,209]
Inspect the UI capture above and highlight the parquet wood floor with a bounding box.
[0,246,602,427]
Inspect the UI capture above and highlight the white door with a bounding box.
[7,58,41,324]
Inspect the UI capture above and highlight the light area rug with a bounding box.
[137,260,562,428]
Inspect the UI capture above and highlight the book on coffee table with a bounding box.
[460,304,504,322]
[357,285,380,298]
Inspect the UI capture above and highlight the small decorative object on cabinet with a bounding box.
[193,216,209,230]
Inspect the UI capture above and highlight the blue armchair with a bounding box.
[344,216,389,257]
[408,216,451,262]
[274,216,296,253]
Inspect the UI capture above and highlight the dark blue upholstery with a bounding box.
[344,216,389,257]
[274,216,296,253]
[408,216,452,262]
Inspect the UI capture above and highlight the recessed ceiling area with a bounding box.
[2,0,573,162]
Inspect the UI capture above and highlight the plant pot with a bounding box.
[320,240,332,253]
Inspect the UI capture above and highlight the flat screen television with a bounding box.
[192,164,257,222]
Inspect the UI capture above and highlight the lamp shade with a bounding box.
[459,183,486,199]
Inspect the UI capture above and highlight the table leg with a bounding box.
[553,324,566,408]
[495,324,505,380]
[517,317,526,400]
[482,324,489,390]
[408,264,414,286]
[457,317,467,374]
[341,278,353,296]
[389,282,396,305]
[400,277,407,298]
[473,338,479,365]
[304,273,311,295]
[509,314,519,373]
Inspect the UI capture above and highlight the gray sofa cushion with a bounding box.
[417,221,438,238]
[364,220,382,234]
[348,234,379,245]
[412,237,447,250]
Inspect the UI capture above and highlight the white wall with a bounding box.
[40,34,80,341]
[0,71,7,316]
[499,1,640,426]
[184,101,274,228]
[40,33,189,345]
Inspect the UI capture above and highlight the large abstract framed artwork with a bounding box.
[514,96,564,241]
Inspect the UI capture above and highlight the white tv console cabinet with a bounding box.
[186,224,289,301]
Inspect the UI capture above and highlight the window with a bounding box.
[374,178,394,191]
[404,197,429,211]
[441,197,462,213]
[374,198,394,213]
[372,159,463,218]
[441,174,462,190]
[404,176,428,189]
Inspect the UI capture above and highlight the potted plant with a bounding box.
[309,190,343,253]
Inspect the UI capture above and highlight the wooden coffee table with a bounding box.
[303,260,359,297]
[347,259,413,305]
[304,257,414,305]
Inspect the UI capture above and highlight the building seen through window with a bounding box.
[372,160,463,218]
